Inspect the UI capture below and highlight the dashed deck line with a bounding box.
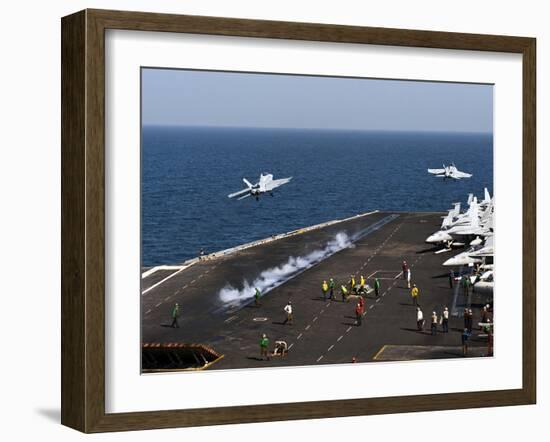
[297,333,303,340]
[337,335,343,342]
[328,345,334,352]
[316,355,324,362]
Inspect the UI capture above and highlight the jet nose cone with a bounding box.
[443,257,459,266]
[470,237,482,246]
[426,234,440,244]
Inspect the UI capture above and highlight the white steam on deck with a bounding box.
[218,232,353,305]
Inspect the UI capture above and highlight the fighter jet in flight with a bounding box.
[228,173,292,201]
[428,163,472,180]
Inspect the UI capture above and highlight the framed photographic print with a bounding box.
[61,9,536,432]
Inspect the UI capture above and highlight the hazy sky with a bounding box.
[142,68,493,133]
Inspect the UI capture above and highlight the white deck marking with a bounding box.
[305,324,311,330]
[316,356,324,362]
[369,305,374,309]
[164,296,171,302]
[313,317,318,322]
[145,309,152,315]
[141,266,189,295]
[288,343,294,350]
[328,345,334,352]
[320,309,325,314]
[337,335,343,342]
[224,315,238,323]
[141,265,186,279]
[297,333,303,339]
[346,326,352,333]
[190,279,196,284]
[376,298,381,303]
[155,302,162,308]
[181,285,188,290]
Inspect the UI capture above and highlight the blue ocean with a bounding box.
[142,126,493,267]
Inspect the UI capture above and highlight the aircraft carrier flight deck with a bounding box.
[141,211,492,371]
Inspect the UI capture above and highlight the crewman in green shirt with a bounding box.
[170,303,180,328]
[374,278,381,297]
[329,278,335,300]
[254,287,261,306]
[259,333,270,360]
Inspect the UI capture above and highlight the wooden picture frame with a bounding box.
[61,9,536,433]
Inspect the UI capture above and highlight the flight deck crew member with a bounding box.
[259,334,269,360]
[431,312,438,335]
[449,270,454,288]
[170,303,180,328]
[358,295,365,310]
[480,306,489,329]
[411,284,419,306]
[442,307,449,333]
[360,275,366,291]
[329,278,335,300]
[374,278,381,297]
[416,307,424,331]
[462,328,471,356]
[254,287,261,306]
[341,285,349,302]
[355,302,364,326]
[467,309,474,333]
[462,275,471,297]
[350,275,356,294]
[322,280,329,301]
[402,260,409,280]
[283,301,293,325]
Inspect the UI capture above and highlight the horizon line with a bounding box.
[141,124,493,135]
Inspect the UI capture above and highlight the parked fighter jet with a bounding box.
[428,163,472,180]
[426,189,494,254]
[228,173,292,201]
[442,236,493,266]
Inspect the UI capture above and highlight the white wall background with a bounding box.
[0,0,546,439]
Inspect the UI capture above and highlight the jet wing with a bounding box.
[228,188,251,199]
[428,168,445,175]
[451,170,472,179]
[236,193,252,200]
[265,177,292,191]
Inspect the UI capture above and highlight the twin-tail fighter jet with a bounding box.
[228,173,292,201]
[428,163,472,180]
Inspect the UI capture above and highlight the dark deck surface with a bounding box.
[141,212,492,370]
